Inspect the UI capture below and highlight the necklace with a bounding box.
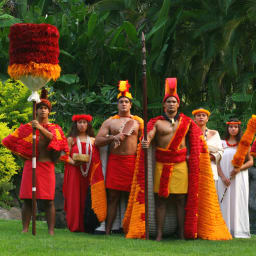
[225,140,238,147]
[204,128,208,141]
[163,112,179,126]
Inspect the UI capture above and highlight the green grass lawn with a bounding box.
[0,219,255,256]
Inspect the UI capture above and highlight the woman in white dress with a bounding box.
[217,119,253,238]
[193,108,223,189]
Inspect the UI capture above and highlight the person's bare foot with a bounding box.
[156,234,162,241]
[48,230,54,236]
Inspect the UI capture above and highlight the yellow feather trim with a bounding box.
[8,62,61,81]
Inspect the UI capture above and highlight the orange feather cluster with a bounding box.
[232,115,256,167]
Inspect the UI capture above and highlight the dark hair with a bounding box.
[225,118,242,142]
[67,121,95,138]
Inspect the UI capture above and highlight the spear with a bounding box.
[141,32,149,240]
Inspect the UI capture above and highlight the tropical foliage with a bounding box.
[1,0,256,136]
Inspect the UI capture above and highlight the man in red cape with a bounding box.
[123,78,232,241]
[2,89,69,235]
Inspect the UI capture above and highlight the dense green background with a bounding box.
[1,0,256,134]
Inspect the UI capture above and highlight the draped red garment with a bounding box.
[106,154,136,192]
[63,140,91,232]
[19,160,55,200]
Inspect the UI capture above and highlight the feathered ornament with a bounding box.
[8,23,61,102]
[163,78,180,104]
[117,80,133,100]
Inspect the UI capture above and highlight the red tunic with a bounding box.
[105,154,136,192]
[63,140,91,232]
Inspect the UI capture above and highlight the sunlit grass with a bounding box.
[0,219,255,256]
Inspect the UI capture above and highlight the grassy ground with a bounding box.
[0,219,255,256]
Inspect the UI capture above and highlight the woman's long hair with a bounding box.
[67,121,95,138]
[225,118,242,142]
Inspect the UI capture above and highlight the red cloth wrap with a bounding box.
[19,160,55,200]
[155,148,187,163]
[106,154,136,192]
[63,140,91,232]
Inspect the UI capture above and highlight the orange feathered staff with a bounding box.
[8,23,61,235]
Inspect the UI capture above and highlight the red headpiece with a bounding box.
[36,88,51,111]
[163,78,180,104]
[226,121,241,125]
[72,114,93,122]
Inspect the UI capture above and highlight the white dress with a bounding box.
[207,131,223,184]
[217,140,250,238]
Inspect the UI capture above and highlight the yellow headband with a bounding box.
[192,108,211,116]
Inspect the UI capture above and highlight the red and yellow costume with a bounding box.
[2,122,69,200]
[123,78,232,240]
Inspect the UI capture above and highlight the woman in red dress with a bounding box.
[63,114,95,232]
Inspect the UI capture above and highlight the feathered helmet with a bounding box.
[117,80,133,100]
[163,78,180,104]
[36,87,51,111]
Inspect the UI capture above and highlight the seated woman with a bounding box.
[63,114,95,232]
[217,118,253,238]
[192,108,223,189]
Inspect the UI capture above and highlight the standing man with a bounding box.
[142,78,201,241]
[95,80,143,235]
[2,88,69,235]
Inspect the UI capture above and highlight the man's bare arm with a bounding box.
[141,125,157,148]
[31,120,53,140]
[95,119,125,147]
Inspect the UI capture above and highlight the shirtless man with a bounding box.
[95,81,143,235]
[142,78,197,241]
[2,89,68,235]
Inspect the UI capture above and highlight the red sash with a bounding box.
[158,115,191,198]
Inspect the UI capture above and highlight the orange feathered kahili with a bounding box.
[198,137,232,240]
[232,115,256,167]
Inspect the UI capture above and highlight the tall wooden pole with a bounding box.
[32,100,37,235]
[141,32,149,240]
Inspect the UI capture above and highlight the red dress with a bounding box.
[63,139,92,232]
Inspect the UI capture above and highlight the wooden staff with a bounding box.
[141,32,149,240]
[32,100,37,235]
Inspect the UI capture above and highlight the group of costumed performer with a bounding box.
[123,78,232,240]
[63,114,107,232]
[95,80,143,235]
[217,117,256,238]
[192,108,223,189]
